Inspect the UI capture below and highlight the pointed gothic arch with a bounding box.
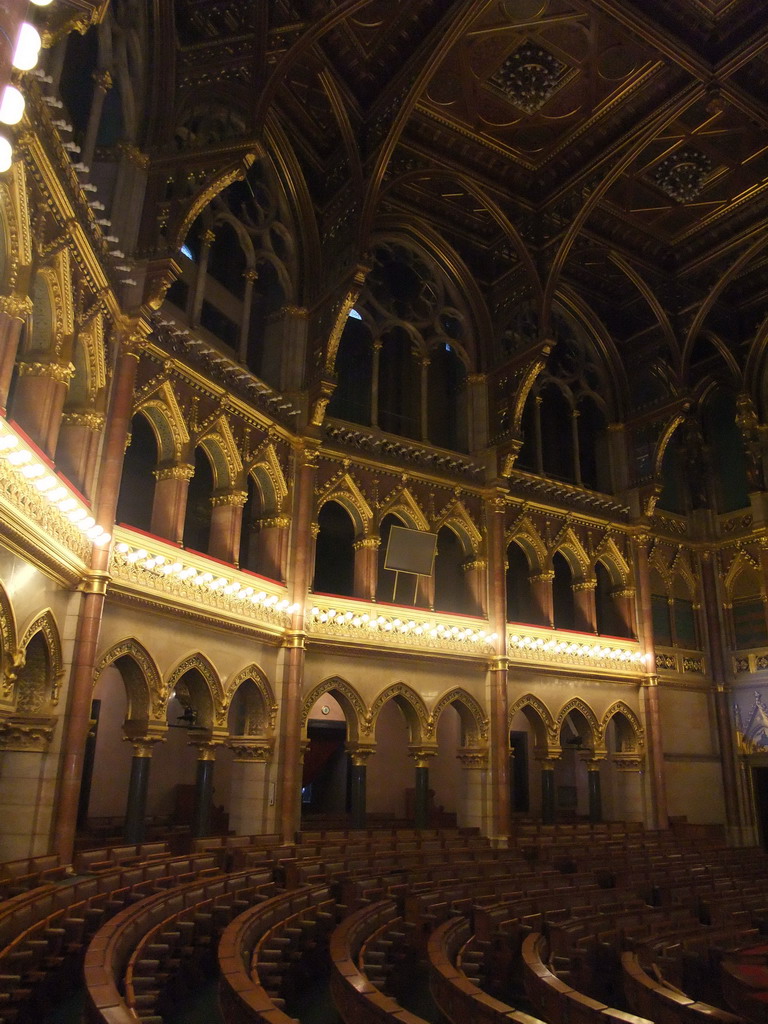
[429,687,488,745]
[508,693,558,748]
[316,472,373,536]
[368,682,430,744]
[301,676,366,743]
[600,701,644,752]
[165,652,223,728]
[95,638,162,724]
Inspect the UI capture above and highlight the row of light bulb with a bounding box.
[112,543,299,614]
[0,430,111,544]
[509,633,646,663]
[309,606,498,644]
[0,0,55,172]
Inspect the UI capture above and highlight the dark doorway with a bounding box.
[510,731,530,813]
[753,767,768,848]
[302,720,349,818]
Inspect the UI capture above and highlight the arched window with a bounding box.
[702,390,749,513]
[731,564,767,650]
[552,552,576,630]
[427,343,466,452]
[595,561,630,638]
[183,447,215,554]
[578,395,609,492]
[116,414,158,532]
[312,501,355,597]
[506,542,536,624]
[540,384,574,481]
[327,315,373,426]
[434,526,470,614]
[378,326,420,439]
[650,569,672,647]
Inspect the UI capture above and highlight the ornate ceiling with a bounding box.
[135,0,768,381]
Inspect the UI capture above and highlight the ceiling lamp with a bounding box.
[652,147,712,203]
[0,86,25,125]
[490,42,568,115]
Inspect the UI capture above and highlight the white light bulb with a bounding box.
[29,0,54,5]
[0,135,12,172]
[0,86,24,126]
[12,23,42,72]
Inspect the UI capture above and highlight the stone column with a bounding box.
[487,491,511,840]
[277,442,318,841]
[12,360,74,457]
[228,738,273,836]
[0,294,32,409]
[245,514,291,580]
[612,586,637,639]
[632,529,668,830]
[238,268,259,364]
[262,306,309,392]
[347,743,375,830]
[53,326,148,862]
[698,546,744,840]
[151,464,194,544]
[463,557,488,617]
[409,746,437,829]
[81,69,113,169]
[55,410,105,499]
[457,747,488,832]
[571,408,582,485]
[209,489,248,564]
[420,357,430,442]
[587,759,603,823]
[573,579,597,633]
[124,737,162,844]
[371,339,382,427]
[540,758,557,824]
[353,537,379,603]
[191,742,217,838]
[189,229,215,326]
[530,571,554,627]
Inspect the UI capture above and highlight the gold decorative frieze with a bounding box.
[0,715,56,751]
[507,623,645,675]
[110,528,295,632]
[16,360,75,383]
[308,597,498,655]
[654,647,706,676]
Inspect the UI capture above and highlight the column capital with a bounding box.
[62,410,106,430]
[408,744,438,767]
[17,360,75,383]
[353,536,381,551]
[211,489,248,508]
[229,736,273,762]
[457,746,489,770]
[191,740,219,760]
[0,294,33,320]
[346,742,376,766]
[258,514,291,530]
[92,68,113,91]
[201,229,217,247]
[154,463,195,482]
[243,268,259,282]
[573,579,597,592]
[129,736,164,758]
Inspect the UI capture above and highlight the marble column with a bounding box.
[238,268,259,364]
[54,326,148,861]
[463,557,488,617]
[530,571,555,627]
[12,360,74,457]
[612,586,637,639]
[55,410,105,499]
[0,295,32,409]
[277,442,318,841]
[541,759,557,825]
[189,230,215,326]
[81,69,113,169]
[632,529,668,830]
[209,489,248,563]
[353,537,379,602]
[191,743,216,838]
[347,744,375,830]
[409,747,437,829]
[587,760,603,823]
[573,579,597,633]
[245,514,290,579]
[124,738,161,844]
[151,464,194,544]
[487,491,511,839]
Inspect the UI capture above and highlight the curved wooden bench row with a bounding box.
[73,842,169,874]
[428,915,545,1024]
[83,867,268,1024]
[522,933,654,1024]
[0,853,69,898]
[124,874,276,1021]
[721,946,768,1024]
[328,899,427,1024]
[622,951,745,1024]
[218,883,332,1024]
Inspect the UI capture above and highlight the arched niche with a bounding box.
[506,540,537,625]
[312,500,355,597]
[552,551,576,631]
[116,412,158,532]
[327,313,373,426]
